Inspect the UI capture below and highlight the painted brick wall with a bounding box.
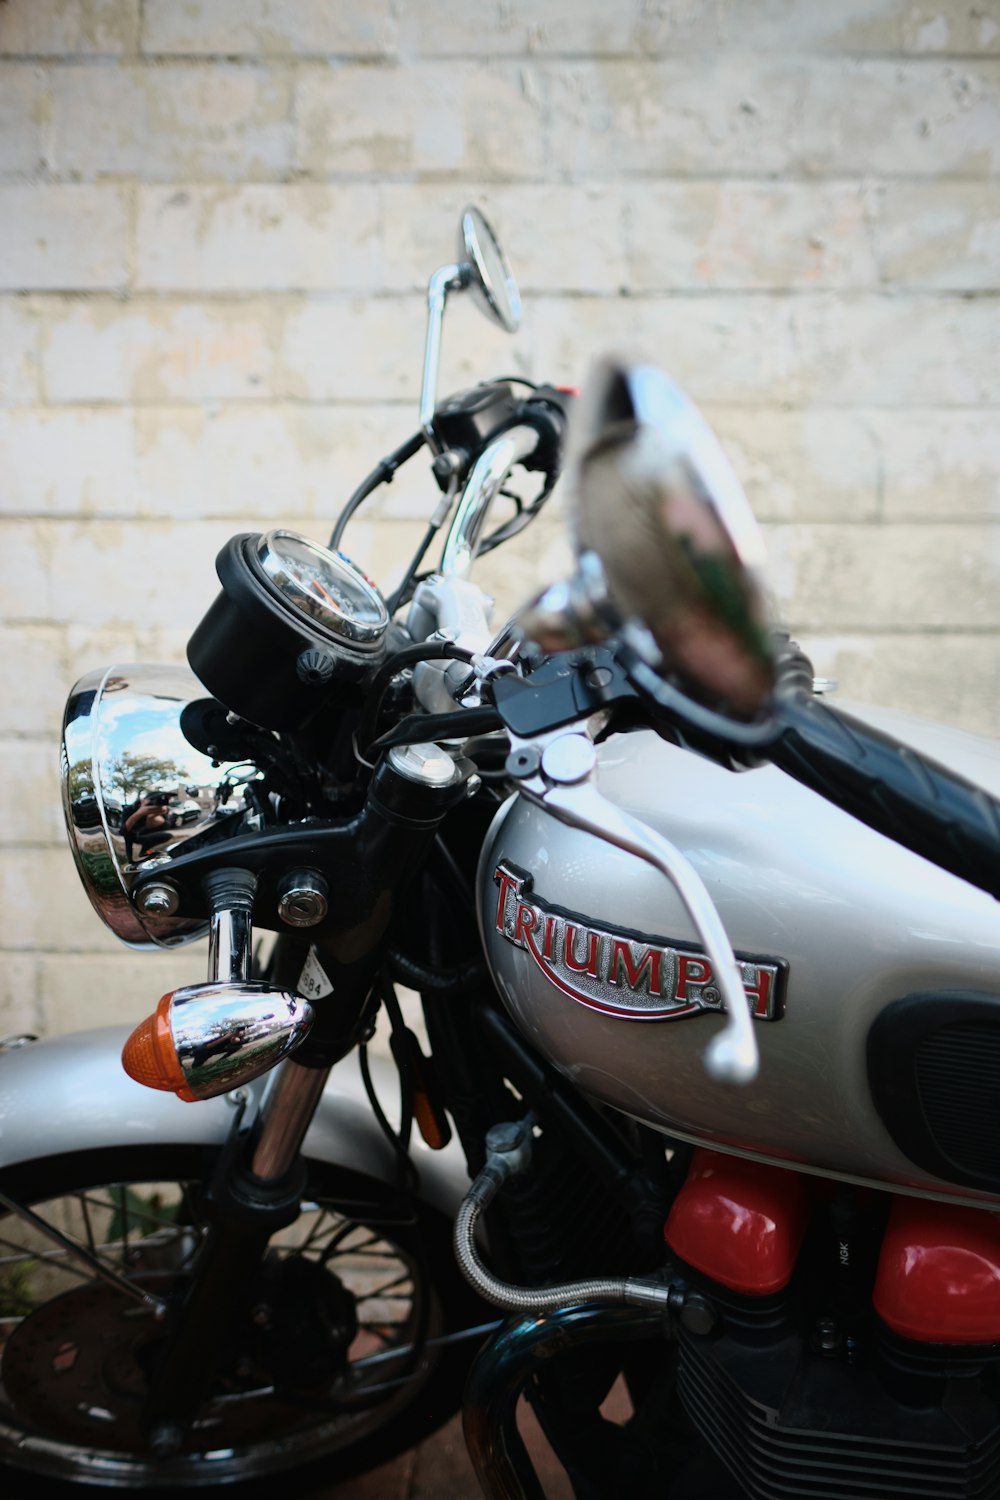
[1,0,999,1035]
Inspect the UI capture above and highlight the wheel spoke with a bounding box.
[356,1270,414,1301]
[0,1190,163,1312]
[0,1166,451,1485]
[79,1192,97,1256]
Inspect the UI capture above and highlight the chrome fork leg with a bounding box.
[251,1060,331,1180]
[142,1063,331,1449]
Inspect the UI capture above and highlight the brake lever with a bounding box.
[506,727,759,1085]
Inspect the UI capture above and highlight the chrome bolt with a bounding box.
[678,1292,717,1337]
[465,773,482,798]
[136,881,180,917]
[815,1317,841,1354]
[277,869,329,928]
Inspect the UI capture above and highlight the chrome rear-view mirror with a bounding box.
[420,204,521,446]
[460,205,521,334]
[518,358,777,732]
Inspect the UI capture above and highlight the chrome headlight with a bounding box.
[60,664,260,948]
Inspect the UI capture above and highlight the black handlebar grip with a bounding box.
[770,694,1000,901]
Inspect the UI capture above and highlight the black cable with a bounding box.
[329,430,426,552]
[357,641,476,756]
[379,976,414,1155]
[433,832,477,915]
[358,1042,419,1193]
[474,471,558,558]
[388,948,487,995]
[368,705,502,754]
[386,523,438,616]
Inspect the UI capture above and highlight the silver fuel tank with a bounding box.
[478,702,1000,1208]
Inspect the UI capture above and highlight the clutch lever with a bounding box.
[507,727,759,1085]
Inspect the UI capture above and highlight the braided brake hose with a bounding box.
[452,1118,674,1315]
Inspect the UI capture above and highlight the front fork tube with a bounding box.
[142,1056,332,1447]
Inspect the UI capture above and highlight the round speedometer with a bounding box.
[256,531,388,645]
[187,530,390,731]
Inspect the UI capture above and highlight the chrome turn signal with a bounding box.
[122,981,313,1102]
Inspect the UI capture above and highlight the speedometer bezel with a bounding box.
[186,531,390,731]
[253,530,388,650]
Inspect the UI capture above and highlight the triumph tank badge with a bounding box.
[493,861,784,1022]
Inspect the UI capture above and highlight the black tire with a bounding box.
[0,1144,486,1496]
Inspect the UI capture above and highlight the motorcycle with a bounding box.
[3,204,1000,1500]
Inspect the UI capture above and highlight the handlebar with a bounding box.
[770,693,1000,902]
[439,423,543,580]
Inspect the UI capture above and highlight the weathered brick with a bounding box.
[133,0,1000,60]
[135,185,381,291]
[0,953,40,1037]
[0,0,139,56]
[0,522,54,623]
[767,522,1000,630]
[394,0,527,55]
[64,624,139,682]
[278,293,521,401]
[0,297,40,402]
[792,59,1000,177]
[0,849,102,951]
[42,300,277,402]
[295,62,547,178]
[0,66,49,174]
[13,519,250,630]
[278,297,418,401]
[511,0,1000,56]
[875,181,1000,289]
[529,294,1000,407]
[529,295,803,405]
[50,65,295,180]
[804,635,1000,740]
[707,409,881,522]
[131,402,411,519]
[792,295,1000,405]
[37,948,207,1034]
[141,0,395,56]
[0,740,63,845]
[0,408,135,516]
[872,411,1000,519]
[0,187,128,291]
[547,60,1000,179]
[380,184,629,294]
[0,625,67,737]
[628,183,877,291]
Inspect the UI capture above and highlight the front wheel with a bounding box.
[0,1145,484,1495]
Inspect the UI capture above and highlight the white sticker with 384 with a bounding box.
[298,947,334,1000]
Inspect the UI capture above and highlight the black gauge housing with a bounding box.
[187,532,389,730]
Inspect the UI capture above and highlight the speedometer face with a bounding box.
[256,531,388,647]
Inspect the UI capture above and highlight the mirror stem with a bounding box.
[421,262,470,452]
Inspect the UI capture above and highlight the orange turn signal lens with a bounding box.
[122,992,194,1101]
[121,980,314,1103]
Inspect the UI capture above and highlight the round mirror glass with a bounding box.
[572,360,775,718]
[517,360,776,723]
[460,206,521,333]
